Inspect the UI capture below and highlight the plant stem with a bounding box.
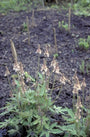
[53,28,58,54]
[26,16,30,45]
[68,8,71,33]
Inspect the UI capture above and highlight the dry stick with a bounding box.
[53,28,58,54]
[26,16,30,45]
[31,10,35,27]
[68,8,71,33]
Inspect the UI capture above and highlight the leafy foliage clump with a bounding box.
[78,36,90,50]
[0,71,64,137]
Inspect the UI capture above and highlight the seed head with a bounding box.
[10,39,18,63]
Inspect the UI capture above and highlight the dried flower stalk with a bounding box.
[10,39,17,63]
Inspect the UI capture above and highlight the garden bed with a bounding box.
[0,8,90,136]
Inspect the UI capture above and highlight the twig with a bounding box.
[26,16,30,45]
[53,28,58,54]
[68,8,71,33]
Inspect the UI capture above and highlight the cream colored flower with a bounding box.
[72,88,78,94]
[59,73,67,85]
[75,96,82,122]
[75,96,82,109]
[19,62,25,76]
[72,82,81,94]
[51,58,60,74]
[50,57,57,68]
[75,108,81,121]
[36,44,42,54]
[4,66,10,77]
[44,45,49,57]
[81,78,86,88]
[72,72,81,94]
[13,62,21,72]
[41,59,49,74]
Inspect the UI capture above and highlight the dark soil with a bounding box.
[0,8,90,136]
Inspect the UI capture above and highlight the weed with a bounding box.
[58,20,68,31]
[22,22,28,32]
[53,53,59,59]
[78,37,90,50]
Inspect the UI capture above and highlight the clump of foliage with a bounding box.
[78,36,90,50]
[59,72,90,137]
[22,22,28,32]
[58,20,68,31]
[0,72,64,137]
[0,0,41,13]
[73,0,90,16]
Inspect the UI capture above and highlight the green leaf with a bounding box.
[38,72,43,81]
[60,124,77,135]
[40,131,49,137]
[53,105,65,114]
[8,129,19,135]
[63,107,75,118]
[15,79,20,87]
[51,129,63,134]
